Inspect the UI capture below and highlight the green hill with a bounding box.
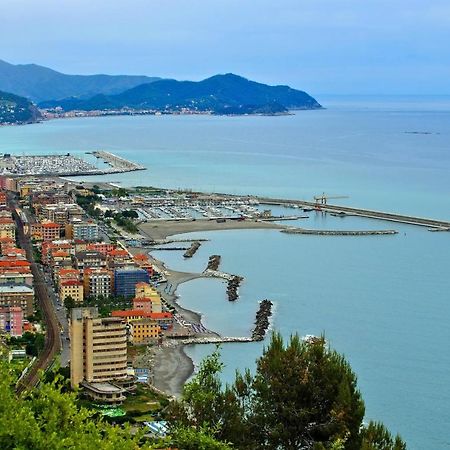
[40,73,322,114]
[0,90,41,124]
[0,60,160,103]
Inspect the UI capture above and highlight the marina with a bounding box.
[0,151,145,177]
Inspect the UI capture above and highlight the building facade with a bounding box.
[114,267,150,298]
[70,307,128,388]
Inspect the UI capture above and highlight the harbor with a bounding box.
[0,151,145,176]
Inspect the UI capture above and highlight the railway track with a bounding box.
[10,196,61,394]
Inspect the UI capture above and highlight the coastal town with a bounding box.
[1,149,447,445]
[0,169,278,430]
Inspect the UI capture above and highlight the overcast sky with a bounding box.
[1,0,449,95]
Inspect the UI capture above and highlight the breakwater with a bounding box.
[282,228,398,236]
[179,336,254,344]
[258,196,450,229]
[183,241,201,258]
[252,299,273,341]
[152,246,189,250]
[206,254,221,271]
[92,150,146,172]
[227,275,243,301]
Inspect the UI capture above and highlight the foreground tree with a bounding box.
[0,357,231,449]
[169,333,406,450]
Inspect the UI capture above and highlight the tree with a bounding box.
[0,359,152,449]
[360,422,406,450]
[169,334,406,450]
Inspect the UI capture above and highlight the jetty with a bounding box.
[252,299,273,341]
[258,197,450,230]
[92,150,145,172]
[206,254,221,271]
[179,336,254,345]
[203,269,238,281]
[183,241,201,258]
[281,228,398,236]
[227,275,243,301]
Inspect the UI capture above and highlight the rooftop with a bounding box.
[0,284,34,293]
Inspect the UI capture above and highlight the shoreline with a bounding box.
[132,218,282,396]
[138,218,285,241]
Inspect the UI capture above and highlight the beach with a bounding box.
[138,218,284,241]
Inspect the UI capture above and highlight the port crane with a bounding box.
[314,193,349,206]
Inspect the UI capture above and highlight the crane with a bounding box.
[313,193,349,206]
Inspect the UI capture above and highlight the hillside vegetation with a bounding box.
[40,73,322,114]
[0,90,41,124]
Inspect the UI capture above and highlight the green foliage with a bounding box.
[113,213,139,234]
[0,90,41,124]
[361,422,407,450]
[75,193,101,218]
[42,74,322,113]
[169,334,406,450]
[76,295,132,317]
[0,359,154,449]
[121,209,139,219]
[170,426,234,450]
[9,332,45,357]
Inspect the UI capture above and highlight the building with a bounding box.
[83,268,113,299]
[70,307,130,402]
[42,222,62,241]
[0,284,34,316]
[66,220,100,242]
[0,191,7,208]
[0,306,23,336]
[129,318,160,343]
[30,222,62,241]
[41,203,84,225]
[111,310,173,329]
[75,251,107,273]
[0,217,16,240]
[133,282,162,313]
[86,242,115,255]
[0,268,33,286]
[133,253,154,277]
[114,267,150,298]
[59,280,84,303]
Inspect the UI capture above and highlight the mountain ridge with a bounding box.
[40,73,322,114]
[0,59,160,102]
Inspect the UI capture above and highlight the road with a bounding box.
[10,194,62,393]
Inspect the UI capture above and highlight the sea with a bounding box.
[1,95,450,449]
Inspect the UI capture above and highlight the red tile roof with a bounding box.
[111,310,172,319]
[61,280,82,286]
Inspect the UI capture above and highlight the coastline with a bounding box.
[131,218,281,396]
[138,218,285,241]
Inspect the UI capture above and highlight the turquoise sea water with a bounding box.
[1,97,450,448]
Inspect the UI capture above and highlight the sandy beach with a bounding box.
[139,218,284,241]
[129,246,221,396]
[151,344,194,397]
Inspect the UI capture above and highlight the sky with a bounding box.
[1,0,449,95]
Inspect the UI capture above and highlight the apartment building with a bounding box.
[70,307,130,402]
[83,268,113,299]
[0,284,34,316]
[66,220,100,242]
[114,267,149,298]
